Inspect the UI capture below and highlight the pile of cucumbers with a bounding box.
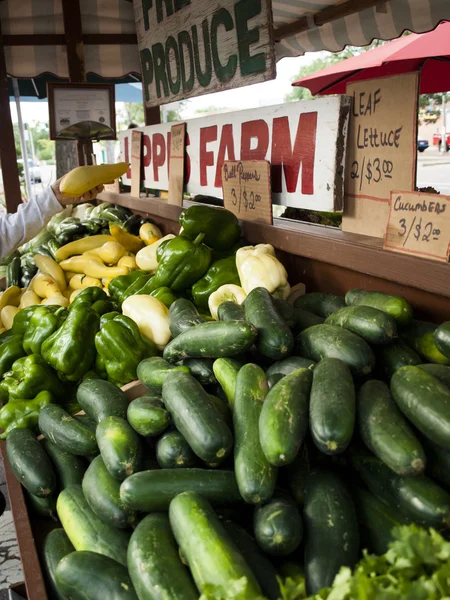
[5,286,450,600]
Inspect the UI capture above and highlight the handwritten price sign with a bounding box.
[222,160,272,224]
[384,191,450,262]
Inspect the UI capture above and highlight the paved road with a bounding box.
[417,149,450,195]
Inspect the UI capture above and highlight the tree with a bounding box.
[117,103,145,129]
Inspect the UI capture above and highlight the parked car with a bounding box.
[417,138,429,152]
[17,159,42,183]
[432,132,450,150]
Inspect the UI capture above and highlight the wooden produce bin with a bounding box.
[3,192,450,599]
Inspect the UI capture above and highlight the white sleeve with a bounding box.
[0,188,63,259]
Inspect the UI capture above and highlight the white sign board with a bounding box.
[119,96,351,211]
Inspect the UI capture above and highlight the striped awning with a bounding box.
[1,0,449,79]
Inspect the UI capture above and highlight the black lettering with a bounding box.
[388,131,394,146]
[174,0,190,10]
[393,195,402,211]
[235,0,266,75]
[428,201,435,213]
[364,93,372,116]
[394,126,403,148]
[211,8,237,83]
[192,20,212,87]
[165,36,181,94]
[373,88,382,112]
[140,48,154,102]
[152,43,169,98]
[156,0,174,23]
[356,124,364,149]
[352,92,358,117]
[363,128,369,147]
[142,0,153,31]
[178,30,194,93]
[359,92,365,116]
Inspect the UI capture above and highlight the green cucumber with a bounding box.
[169,298,206,337]
[391,366,450,449]
[96,416,142,481]
[128,513,198,600]
[421,438,450,489]
[435,322,450,360]
[284,442,310,505]
[120,468,241,512]
[234,364,277,504]
[259,368,312,466]
[296,324,375,376]
[163,320,257,362]
[358,380,425,475]
[57,484,130,565]
[39,404,98,456]
[345,289,412,325]
[265,356,315,388]
[352,450,450,530]
[42,529,75,600]
[294,292,345,318]
[41,439,86,489]
[82,455,137,529]
[55,551,137,600]
[400,320,450,364]
[127,396,170,437]
[137,356,190,392]
[6,427,57,497]
[213,357,242,408]
[325,305,397,345]
[180,357,217,385]
[76,378,129,422]
[377,340,421,378]
[209,394,232,426]
[26,491,57,519]
[292,307,324,334]
[304,470,359,595]
[254,497,303,556]
[74,414,97,432]
[162,371,233,463]
[244,287,294,360]
[169,491,262,597]
[310,358,355,455]
[417,363,450,388]
[156,430,198,468]
[272,297,296,329]
[218,301,246,322]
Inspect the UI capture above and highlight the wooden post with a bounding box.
[0,17,22,213]
[145,106,161,126]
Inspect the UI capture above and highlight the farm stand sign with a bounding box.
[119,96,351,211]
[133,0,276,107]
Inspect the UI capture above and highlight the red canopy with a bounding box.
[292,21,450,96]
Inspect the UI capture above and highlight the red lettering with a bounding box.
[185,132,191,183]
[240,120,269,160]
[152,133,166,181]
[124,137,131,178]
[214,124,235,187]
[199,126,217,186]
[271,112,317,194]
[167,132,171,176]
[142,134,151,168]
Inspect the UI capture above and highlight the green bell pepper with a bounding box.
[148,234,211,292]
[69,286,115,315]
[121,273,153,302]
[100,311,121,328]
[0,335,26,378]
[95,314,158,387]
[108,270,148,304]
[149,286,178,308]
[42,302,100,382]
[11,306,42,336]
[0,354,65,400]
[0,330,15,345]
[0,390,53,438]
[179,205,241,251]
[23,306,68,356]
[191,255,240,309]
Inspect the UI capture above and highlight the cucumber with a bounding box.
[74,414,97,432]
[82,455,137,529]
[180,357,217,385]
[234,364,277,504]
[292,307,324,334]
[400,320,450,364]
[325,305,397,345]
[42,529,75,600]
[303,470,359,595]
[435,322,450,359]
[352,450,450,530]
[169,491,262,597]
[156,430,198,469]
[96,416,142,481]
[57,484,130,565]
[284,442,310,505]
[6,427,57,497]
[310,358,354,455]
[224,521,281,600]
[169,298,206,337]
[244,287,294,360]
[209,394,232,426]
[259,368,312,466]
[162,371,233,463]
[377,340,421,378]
[265,356,315,388]
[345,289,412,325]
[137,356,190,392]
[26,491,57,519]
[358,380,425,475]
[41,439,86,488]
[163,320,257,362]
[120,468,241,512]
[217,301,246,322]
[254,497,303,556]
[128,513,198,600]
[55,551,137,600]
[213,357,242,408]
[76,378,129,422]
[127,396,170,437]
[418,363,450,388]
[39,404,98,456]
[294,292,345,318]
[391,366,450,449]
[272,297,296,329]
[421,438,450,489]
[296,324,375,376]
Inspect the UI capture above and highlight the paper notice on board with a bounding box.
[342,73,419,238]
[222,160,272,224]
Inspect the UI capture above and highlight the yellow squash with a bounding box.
[140,223,162,245]
[60,256,129,279]
[1,306,19,330]
[42,295,69,308]
[32,273,62,299]
[69,274,103,290]
[109,224,144,253]
[55,235,114,261]
[19,290,41,309]
[34,255,66,291]
[59,163,129,198]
